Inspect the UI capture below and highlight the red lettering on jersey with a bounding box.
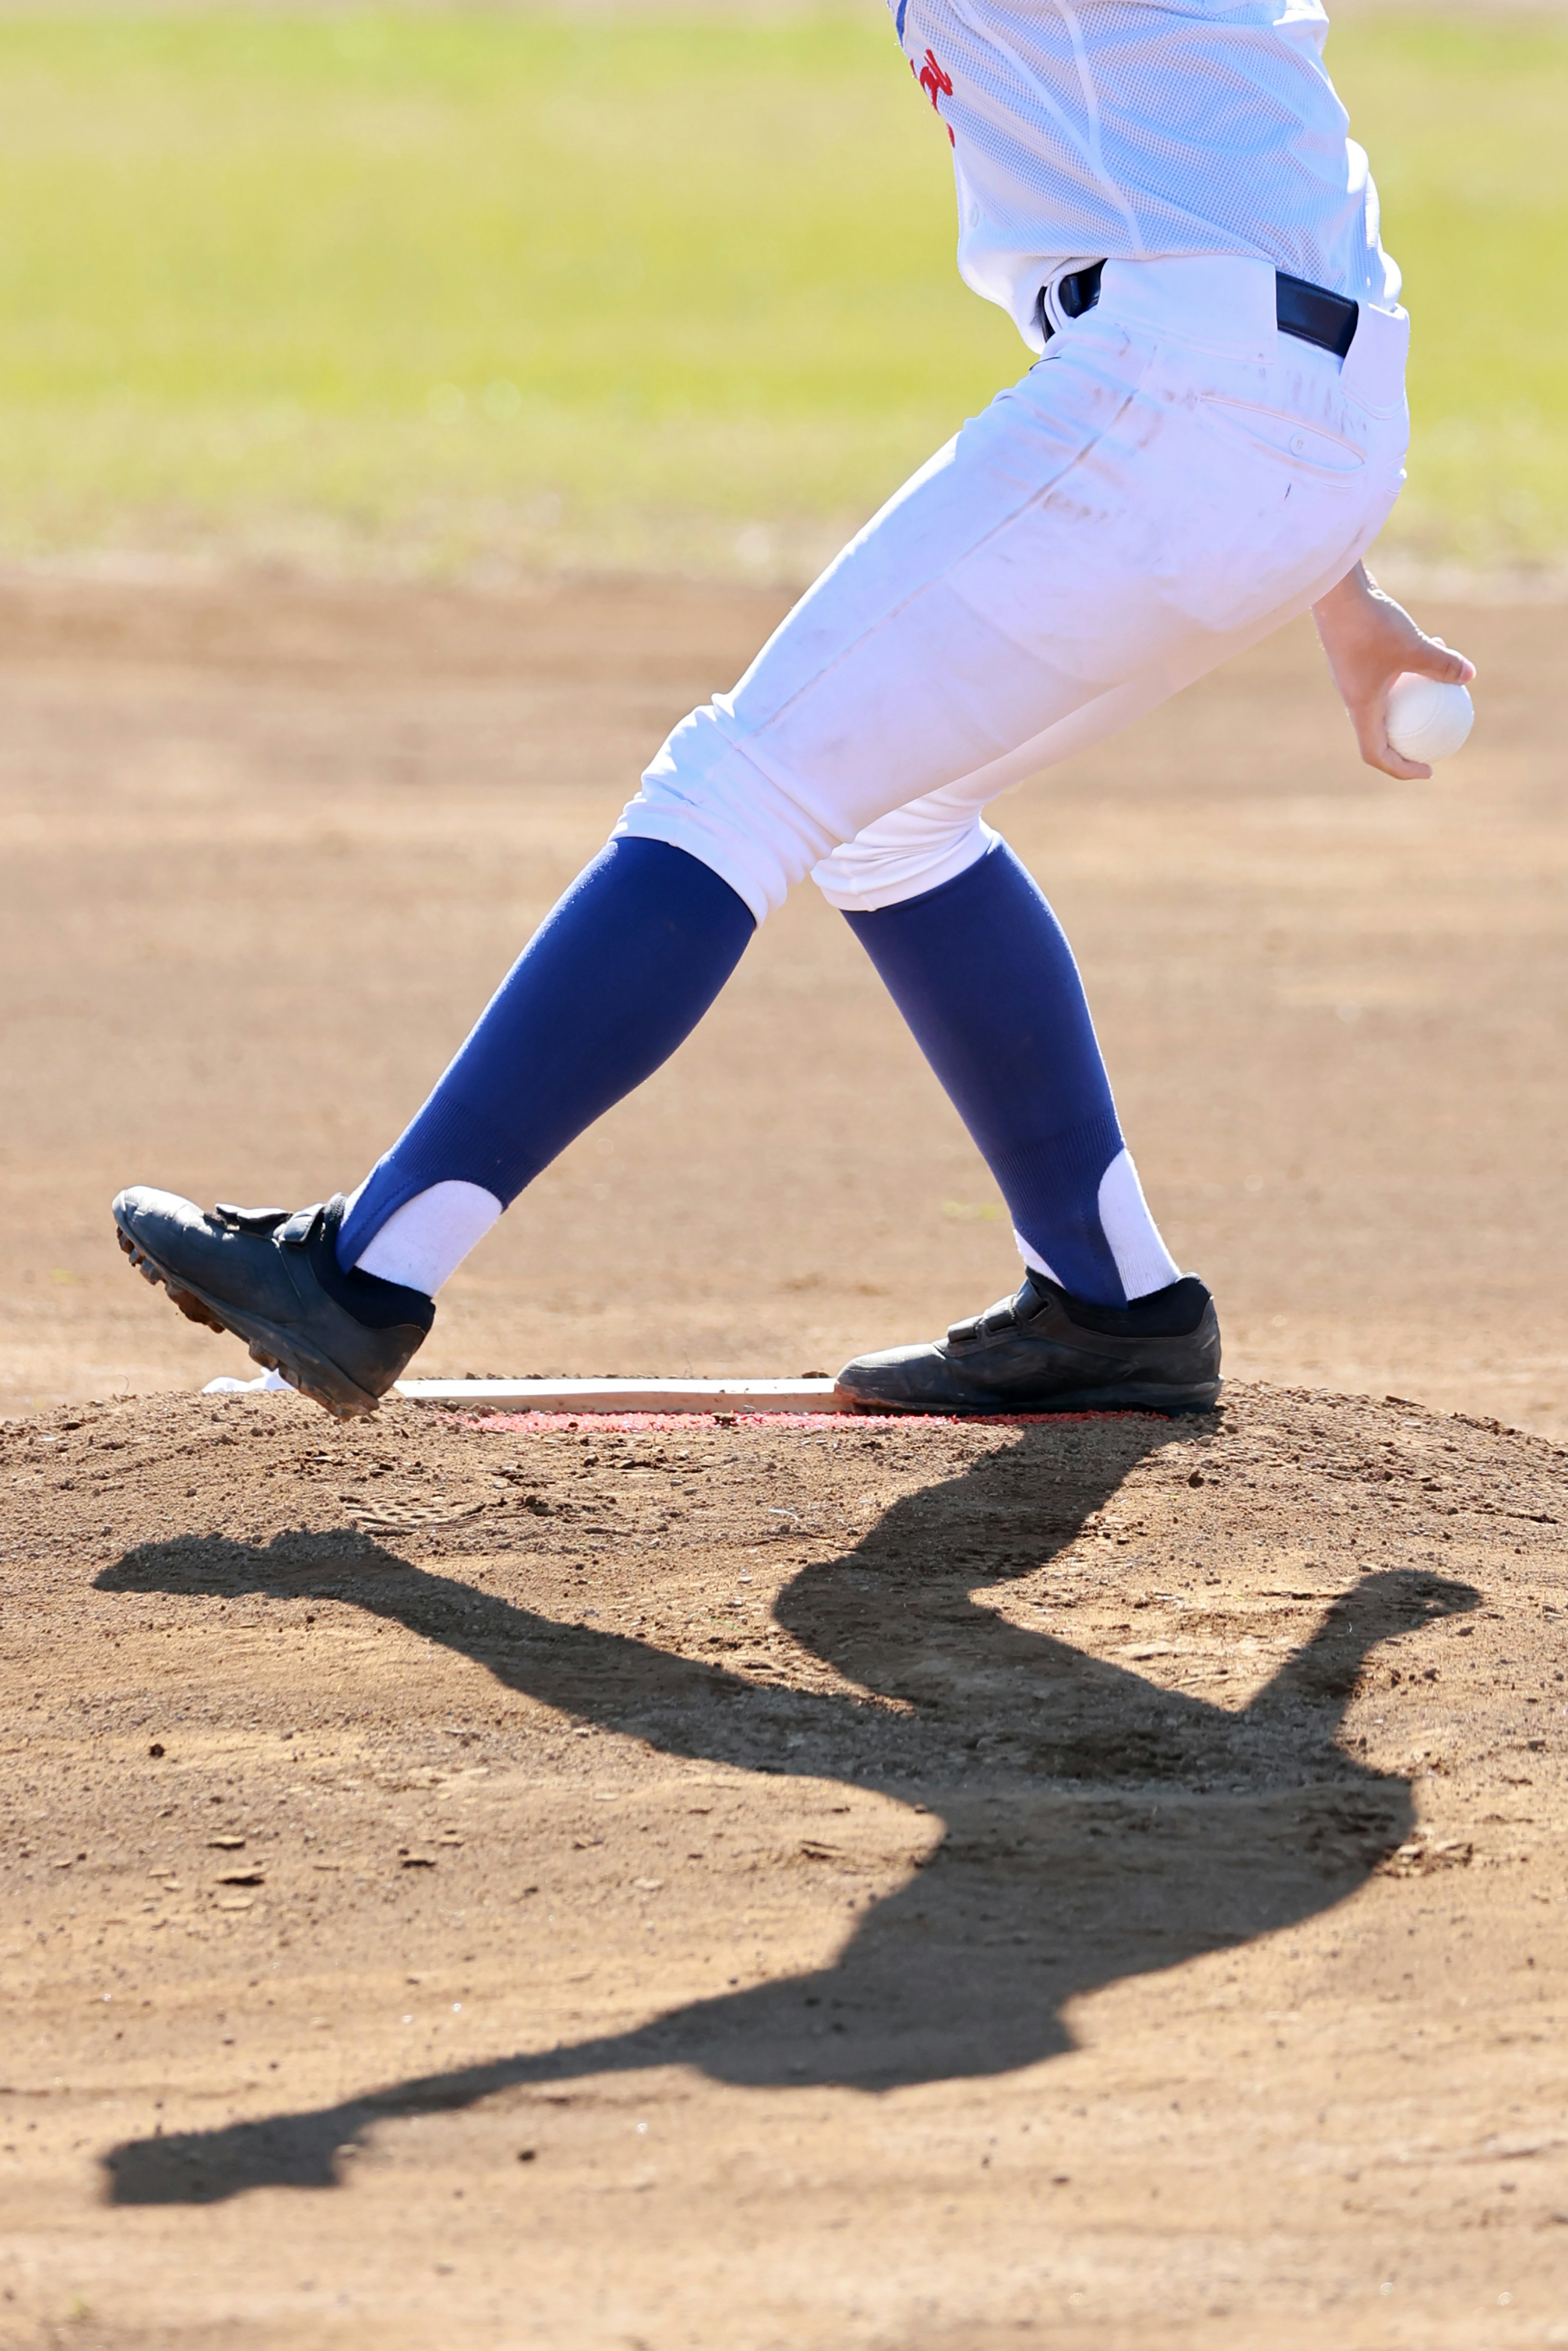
[913,47,956,143]
[918,47,953,110]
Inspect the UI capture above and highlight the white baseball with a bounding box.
[1385,672,1474,764]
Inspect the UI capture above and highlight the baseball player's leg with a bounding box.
[114,837,756,1414]
[810,793,1180,1306]
[334,838,755,1286]
[823,827,1205,1409]
[114,262,1405,1413]
[802,793,1196,1408]
[840,832,1175,1304]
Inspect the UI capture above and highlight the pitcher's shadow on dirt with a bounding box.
[95,1418,1475,2204]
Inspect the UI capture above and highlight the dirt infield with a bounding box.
[2,571,1566,1435]
[2,568,1567,2342]
[2,1381,1566,2347]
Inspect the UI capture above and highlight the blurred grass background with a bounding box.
[0,4,1561,580]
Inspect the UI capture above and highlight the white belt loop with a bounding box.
[1339,301,1410,415]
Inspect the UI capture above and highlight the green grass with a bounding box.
[0,6,1561,577]
[1328,13,1568,570]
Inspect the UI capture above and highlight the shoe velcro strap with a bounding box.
[213,1203,291,1234]
[278,1203,327,1247]
[947,1296,1020,1348]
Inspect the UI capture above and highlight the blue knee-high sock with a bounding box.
[842,840,1134,1306]
[337,838,755,1270]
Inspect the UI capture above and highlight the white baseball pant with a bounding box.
[615,253,1410,919]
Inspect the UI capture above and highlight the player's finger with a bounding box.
[1404,639,1476,685]
[1363,729,1433,781]
[1353,704,1431,780]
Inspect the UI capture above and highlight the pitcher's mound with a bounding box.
[3,1382,1564,2347]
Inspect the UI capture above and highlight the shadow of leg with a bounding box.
[95,1440,1477,2207]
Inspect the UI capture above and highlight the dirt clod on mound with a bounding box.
[2,1383,1565,2349]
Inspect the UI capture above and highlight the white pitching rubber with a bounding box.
[395,1376,850,1414]
[203,1368,296,1396]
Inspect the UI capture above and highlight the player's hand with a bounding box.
[1312,561,1476,780]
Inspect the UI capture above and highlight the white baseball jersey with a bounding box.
[890,0,1399,345]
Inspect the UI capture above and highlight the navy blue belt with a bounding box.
[1041,262,1359,359]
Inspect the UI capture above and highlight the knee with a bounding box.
[812,811,1001,914]
[615,701,829,927]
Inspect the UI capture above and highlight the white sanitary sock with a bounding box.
[1014,1147,1180,1301]
[350,1179,503,1297]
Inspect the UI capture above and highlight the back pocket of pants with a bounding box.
[1200,394,1366,477]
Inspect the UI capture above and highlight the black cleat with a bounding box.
[833,1268,1221,1416]
[111,1188,434,1420]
